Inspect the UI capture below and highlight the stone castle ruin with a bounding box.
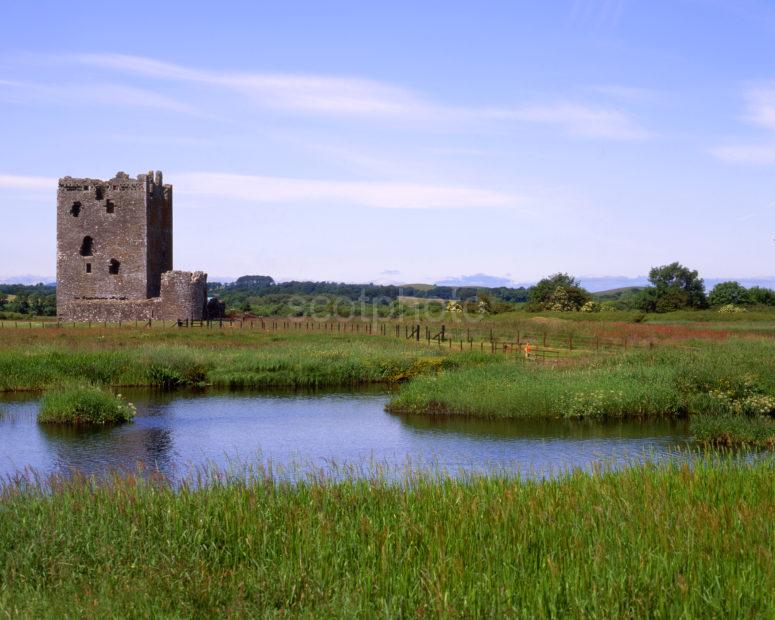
[57,171,208,321]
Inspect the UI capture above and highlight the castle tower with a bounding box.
[56,171,206,321]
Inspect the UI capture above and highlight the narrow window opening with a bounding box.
[108,259,120,275]
[85,263,92,274]
[70,201,81,217]
[106,199,115,214]
[79,236,93,256]
[95,186,104,200]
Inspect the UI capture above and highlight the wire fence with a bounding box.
[0,316,663,362]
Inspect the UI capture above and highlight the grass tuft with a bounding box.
[37,384,135,426]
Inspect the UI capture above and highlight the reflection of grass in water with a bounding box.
[0,456,772,617]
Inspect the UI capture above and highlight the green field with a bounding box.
[0,459,772,617]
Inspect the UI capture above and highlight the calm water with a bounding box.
[0,389,693,481]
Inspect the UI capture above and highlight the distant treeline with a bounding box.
[207,275,530,314]
[0,283,56,318]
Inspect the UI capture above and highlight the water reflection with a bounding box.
[1,388,695,482]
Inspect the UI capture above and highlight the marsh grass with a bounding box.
[38,384,135,426]
[692,413,775,448]
[0,334,458,392]
[389,339,775,418]
[0,458,772,617]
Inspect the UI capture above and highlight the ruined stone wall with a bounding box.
[159,271,207,320]
[56,172,149,308]
[145,171,173,298]
[59,299,161,322]
[56,171,208,322]
[59,270,207,321]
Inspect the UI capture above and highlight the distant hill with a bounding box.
[591,286,646,301]
[0,275,55,286]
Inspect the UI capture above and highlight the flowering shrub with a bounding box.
[561,389,626,418]
[708,376,775,417]
[580,301,601,313]
[717,304,746,314]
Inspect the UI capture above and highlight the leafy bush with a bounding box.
[718,304,746,314]
[38,384,135,426]
[527,273,591,311]
[709,281,751,307]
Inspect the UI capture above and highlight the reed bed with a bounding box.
[389,340,775,415]
[0,334,455,392]
[0,458,772,617]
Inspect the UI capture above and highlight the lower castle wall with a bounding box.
[59,299,161,322]
[59,270,208,321]
[159,271,207,321]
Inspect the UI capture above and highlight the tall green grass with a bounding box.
[389,339,775,418]
[0,335,457,392]
[0,459,772,617]
[38,384,135,426]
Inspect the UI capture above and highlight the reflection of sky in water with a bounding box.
[0,389,697,482]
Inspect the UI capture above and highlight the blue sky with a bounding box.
[1,0,774,284]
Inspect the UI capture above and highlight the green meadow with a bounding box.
[0,459,773,618]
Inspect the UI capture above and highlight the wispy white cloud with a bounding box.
[174,172,521,210]
[744,84,775,130]
[0,78,198,114]
[483,103,648,140]
[712,83,775,165]
[54,53,648,140]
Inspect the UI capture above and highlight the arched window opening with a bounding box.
[95,186,104,200]
[85,263,92,274]
[79,236,93,257]
[108,259,120,275]
[106,199,115,214]
[70,202,81,217]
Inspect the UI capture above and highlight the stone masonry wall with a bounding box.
[159,270,208,321]
[58,299,161,322]
[60,271,207,321]
[56,171,204,323]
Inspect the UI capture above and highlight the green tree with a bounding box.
[708,281,751,307]
[748,286,775,306]
[640,262,707,312]
[527,273,591,312]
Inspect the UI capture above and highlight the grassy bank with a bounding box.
[0,333,458,392]
[1,459,772,617]
[388,339,775,446]
[389,340,775,417]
